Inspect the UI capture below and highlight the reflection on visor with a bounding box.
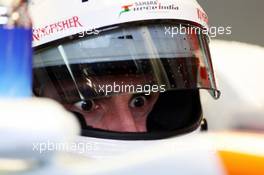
[34,57,210,100]
[33,22,219,136]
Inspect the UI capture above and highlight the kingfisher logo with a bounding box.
[32,16,83,41]
[119,0,179,17]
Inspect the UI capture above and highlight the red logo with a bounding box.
[33,16,83,41]
[197,8,208,24]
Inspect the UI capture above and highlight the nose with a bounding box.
[103,95,145,132]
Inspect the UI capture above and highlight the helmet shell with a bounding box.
[30,0,209,47]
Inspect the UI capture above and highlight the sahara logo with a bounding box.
[119,4,134,16]
[119,0,179,17]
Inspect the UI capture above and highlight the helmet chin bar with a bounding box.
[71,89,203,140]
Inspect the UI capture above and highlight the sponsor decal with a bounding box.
[119,4,134,16]
[197,8,208,24]
[33,16,83,41]
[119,0,179,16]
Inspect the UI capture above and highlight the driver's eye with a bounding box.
[130,95,148,108]
[74,99,95,112]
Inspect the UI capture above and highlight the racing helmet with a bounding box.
[31,0,220,140]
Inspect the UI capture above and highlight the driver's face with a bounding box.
[66,93,159,132]
[43,74,159,132]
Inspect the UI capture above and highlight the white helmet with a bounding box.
[30,0,220,141]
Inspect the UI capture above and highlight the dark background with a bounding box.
[198,0,264,46]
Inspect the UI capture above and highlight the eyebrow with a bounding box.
[132,93,153,99]
[56,78,158,102]
[56,84,98,103]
